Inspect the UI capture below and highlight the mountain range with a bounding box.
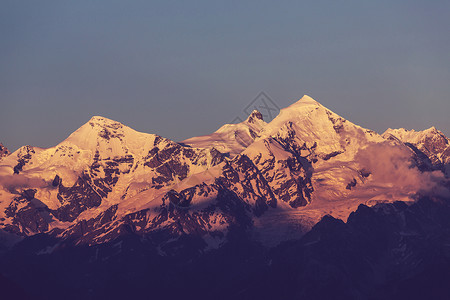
[1,95,450,299]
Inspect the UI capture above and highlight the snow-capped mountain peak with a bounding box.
[383,127,444,144]
[59,115,166,158]
[383,127,450,168]
[181,109,267,156]
[289,94,322,107]
[245,109,264,123]
[89,115,119,124]
[1,95,449,251]
[258,95,382,155]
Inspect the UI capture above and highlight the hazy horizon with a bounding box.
[1,1,449,152]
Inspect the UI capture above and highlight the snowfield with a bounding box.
[0,95,449,247]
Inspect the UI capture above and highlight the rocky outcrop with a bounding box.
[0,143,10,160]
[261,196,450,299]
[13,146,34,174]
[1,96,449,250]
[4,189,53,235]
[383,127,450,174]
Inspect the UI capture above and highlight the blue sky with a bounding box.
[1,0,449,151]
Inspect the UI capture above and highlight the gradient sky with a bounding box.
[1,0,449,152]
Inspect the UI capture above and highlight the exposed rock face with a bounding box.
[2,194,450,300]
[0,96,449,251]
[246,109,264,124]
[4,189,53,235]
[180,109,267,155]
[0,143,10,160]
[13,146,34,174]
[261,197,450,299]
[244,138,313,208]
[53,174,104,222]
[1,96,450,300]
[0,116,228,238]
[383,127,450,172]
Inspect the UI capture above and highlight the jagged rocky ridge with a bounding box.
[2,193,450,300]
[383,127,450,173]
[0,143,10,161]
[1,95,450,299]
[0,96,449,249]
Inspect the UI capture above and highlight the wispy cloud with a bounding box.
[355,141,450,199]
